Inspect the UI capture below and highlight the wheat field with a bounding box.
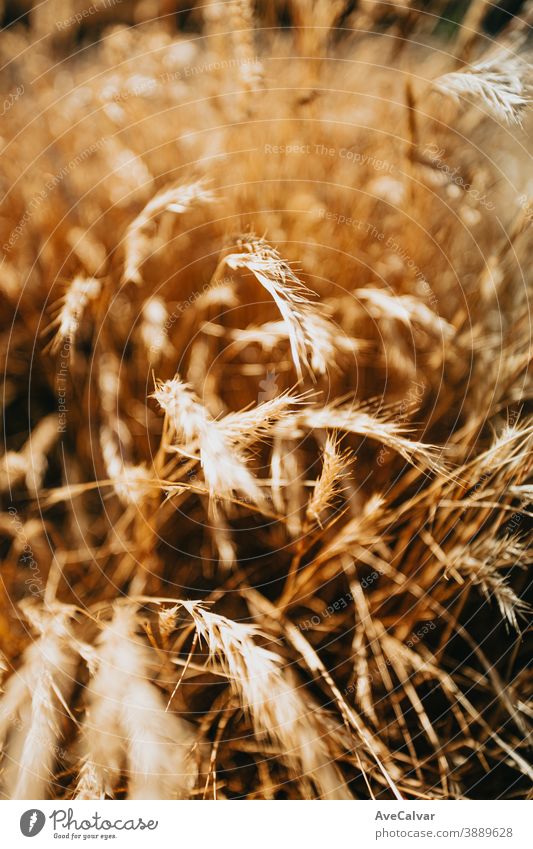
[0,0,532,801]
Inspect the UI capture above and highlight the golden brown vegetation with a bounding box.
[0,0,532,799]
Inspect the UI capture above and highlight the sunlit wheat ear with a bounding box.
[98,357,152,505]
[217,391,304,446]
[221,236,336,381]
[0,452,27,494]
[154,378,299,509]
[100,425,152,506]
[139,297,171,365]
[48,276,101,355]
[202,319,305,355]
[195,280,239,311]
[354,289,454,338]
[123,179,214,284]
[76,605,197,800]
[75,758,106,801]
[153,376,264,507]
[453,535,531,632]
[167,602,351,799]
[211,516,238,570]
[0,415,58,496]
[0,604,78,800]
[306,434,351,528]
[299,403,445,473]
[433,49,531,125]
[98,351,121,416]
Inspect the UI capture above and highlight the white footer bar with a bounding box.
[3,799,531,848]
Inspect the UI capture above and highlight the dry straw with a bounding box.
[0,0,531,800]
